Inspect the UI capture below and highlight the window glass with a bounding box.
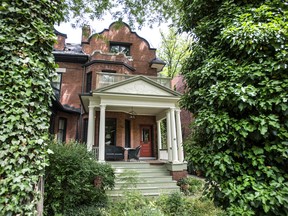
[51,73,62,99]
[110,44,130,56]
[86,72,92,92]
[142,128,150,143]
[105,118,117,145]
[57,118,67,143]
[83,118,88,144]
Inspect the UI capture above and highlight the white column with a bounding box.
[87,105,95,152]
[98,105,106,162]
[170,108,178,163]
[176,109,184,162]
[157,120,162,160]
[166,111,172,162]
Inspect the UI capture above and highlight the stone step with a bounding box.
[115,175,174,182]
[106,186,179,195]
[114,181,177,188]
[108,161,151,168]
[114,166,166,171]
[116,171,169,177]
[107,161,180,197]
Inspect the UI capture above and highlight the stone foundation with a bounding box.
[165,162,188,181]
[170,170,188,181]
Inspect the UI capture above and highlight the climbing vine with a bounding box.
[180,0,288,215]
[0,1,64,214]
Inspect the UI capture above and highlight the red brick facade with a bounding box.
[51,22,161,158]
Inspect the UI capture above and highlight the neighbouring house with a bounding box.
[51,22,187,179]
[171,75,194,140]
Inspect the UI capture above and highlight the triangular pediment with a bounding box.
[94,76,181,97]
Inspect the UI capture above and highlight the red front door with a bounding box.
[140,125,152,157]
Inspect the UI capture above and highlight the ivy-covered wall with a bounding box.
[180,0,288,215]
[0,1,64,214]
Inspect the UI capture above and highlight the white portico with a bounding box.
[80,76,185,165]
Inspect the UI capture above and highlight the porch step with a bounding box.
[107,161,179,197]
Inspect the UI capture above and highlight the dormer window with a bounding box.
[110,42,131,56]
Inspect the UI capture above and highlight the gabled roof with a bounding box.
[93,75,181,97]
[88,21,156,50]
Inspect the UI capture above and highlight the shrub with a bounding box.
[156,192,225,216]
[106,191,164,216]
[180,0,288,215]
[44,141,115,215]
[177,177,204,196]
[64,204,105,216]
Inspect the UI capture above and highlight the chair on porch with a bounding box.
[128,145,142,161]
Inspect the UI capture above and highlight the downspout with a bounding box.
[79,65,86,142]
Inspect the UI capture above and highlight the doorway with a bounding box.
[140,125,152,157]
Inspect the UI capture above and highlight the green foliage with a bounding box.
[106,191,224,216]
[177,177,204,196]
[118,169,140,189]
[49,180,223,216]
[106,190,164,216]
[44,141,115,215]
[156,192,225,216]
[64,205,104,216]
[157,27,192,78]
[0,0,65,214]
[180,0,288,215]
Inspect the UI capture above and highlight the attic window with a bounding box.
[110,42,131,56]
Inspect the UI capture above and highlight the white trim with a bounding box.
[56,68,66,73]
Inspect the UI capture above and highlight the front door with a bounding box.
[140,125,152,157]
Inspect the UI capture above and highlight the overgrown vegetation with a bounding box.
[100,191,224,216]
[44,141,115,215]
[157,27,192,78]
[102,170,223,216]
[177,177,204,196]
[180,1,288,215]
[0,1,65,214]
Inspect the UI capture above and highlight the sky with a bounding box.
[55,18,169,49]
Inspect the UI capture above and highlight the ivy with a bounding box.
[0,0,64,215]
[180,0,288,215]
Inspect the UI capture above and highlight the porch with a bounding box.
[80,75,187,179]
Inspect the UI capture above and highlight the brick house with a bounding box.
[51,22,187,177]
[171,75,194,139]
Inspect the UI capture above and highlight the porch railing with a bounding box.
[92,147,99,160]
[95,72,171,89]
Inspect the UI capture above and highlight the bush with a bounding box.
[44,141,115,215]
[177,177,204,196]
[64,184,224,216]
[106,190,164,216]
[64,205,104,216]
[180,0,288,215]
[156,192,225,216]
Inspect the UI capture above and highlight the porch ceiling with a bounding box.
[104,105,165,116]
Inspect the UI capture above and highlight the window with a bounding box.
[82,118,88,144]
[86,72,92,93]
[142,128,150,143]
[57,118,67,143]
[105,118,117,146]
[51,73,62,99]
[110,42,131,56]
[52,68,66,99]
[100,70,116,87]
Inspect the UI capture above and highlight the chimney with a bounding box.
[81,25,91,44]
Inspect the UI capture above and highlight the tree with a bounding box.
[179,0,288,215]
[157,27,192,78]
[0,1,174,215]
